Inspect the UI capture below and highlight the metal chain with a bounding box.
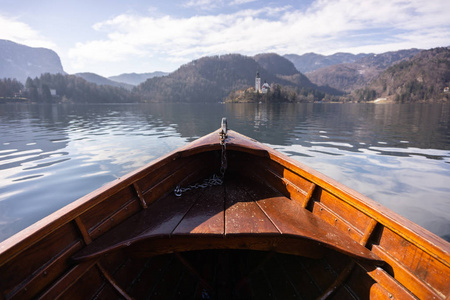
[174,118,228,197]
[174,174,224,197]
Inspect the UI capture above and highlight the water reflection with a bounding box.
[0,103,449,242]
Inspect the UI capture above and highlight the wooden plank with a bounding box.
[256,195,380,262]
[314,189,372,235]
[276,253,321,299]
[224,179,279,235]
[174,251,199,299]
[357,263,418,300]
[311,201,363,241]
[128,255,172,299]
[89,198,141,240]
[141,159,214,207]
[297,257,334,293]
[138,152,217,202]
[38,260,97,300]
[151,254,185,299]
[175,252,214,296]
[215,250,233,299]
[8,241,83,300]
[72,191,199,261]
[74,217,92,245]
[0,222,79,297]
[93,283,122,300]
[344,265,381,299]
[172,266,198,299]
[372,245,443,299]
[97,263,133,300]
[97,249,127,275]
[133,182,147,208]
[136,153,215,193]
[173,185,225,235]
[57,263,105,299]
[376,226,449,297]
[78,185,138,233]
[301,182,316,208]
[317,218,378,300]
[111,257,149,292]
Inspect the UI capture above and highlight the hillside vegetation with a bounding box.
[0,38,447,104]
[304,49,421,92]
[353,47,450,102]
[20,73,139,103]
[108,72,168,86]
[135,54,340,103]
[284,52,368,73]
[75,73,133,90]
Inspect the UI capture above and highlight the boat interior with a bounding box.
[0,129,448,300]
[68,170,383,299]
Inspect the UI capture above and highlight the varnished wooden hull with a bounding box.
[0,127,449,299]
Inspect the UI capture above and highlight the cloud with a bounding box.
[0,15,55,49]
[67,0,450,73]
[183,0,223,10]
[230,0,258,5]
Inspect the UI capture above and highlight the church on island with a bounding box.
[255,72,270,94]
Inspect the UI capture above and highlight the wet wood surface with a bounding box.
[73,174,381,263]
[1,128,449,300]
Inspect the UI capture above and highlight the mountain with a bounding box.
[254,53,343,95]
[0,39,65,82]
[284,52,369,73]
[108,72,168,86]
[136,54,263,102]
[356,47,450,102]
[254,53,316,88]
[305,49,421,92]
[75,72,134,90]
[255,53,300,76]
[135,54,341,103]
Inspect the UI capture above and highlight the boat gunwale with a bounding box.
[228,131,450,267]
[0,129,449,269]
[0,130,222,264]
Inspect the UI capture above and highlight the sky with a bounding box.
[1,0,449,77]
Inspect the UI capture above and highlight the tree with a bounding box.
[41,84,52,102]
[0,78,23,98]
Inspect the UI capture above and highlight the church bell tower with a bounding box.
[255,71,261,93]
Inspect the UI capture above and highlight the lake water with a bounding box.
[0,103,449,242]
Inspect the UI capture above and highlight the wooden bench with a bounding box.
[73,177,381,264]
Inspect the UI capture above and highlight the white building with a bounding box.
[261,81,270,94]
[255,71,261,93]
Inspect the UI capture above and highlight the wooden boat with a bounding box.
[0,119,449,300]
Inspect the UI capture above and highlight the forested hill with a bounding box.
[284,52,368,73]
[253,53,316,88]
[135,54,269,102]
[75,72,133,90]
[108,72,168,86]
[304,49,421,93]
[135,53,339,102]
[17,73,139,103]
[356,47,450,102]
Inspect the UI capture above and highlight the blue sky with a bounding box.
[1,0,449,77]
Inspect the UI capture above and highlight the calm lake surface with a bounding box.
[1,103,449,242]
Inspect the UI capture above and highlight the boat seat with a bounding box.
[72,178,381,264]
